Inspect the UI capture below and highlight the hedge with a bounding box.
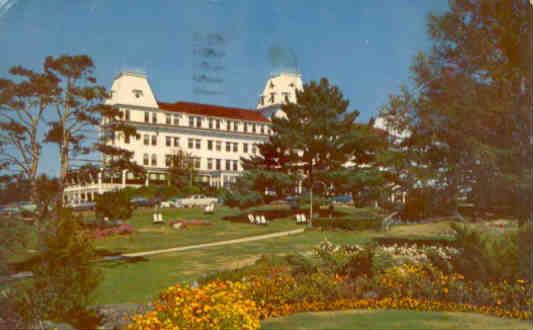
[313,217,381,231]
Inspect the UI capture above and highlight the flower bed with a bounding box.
[127,281,260,330]
[92,223,134,239]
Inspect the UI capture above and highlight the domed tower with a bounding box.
[256,72,303,119]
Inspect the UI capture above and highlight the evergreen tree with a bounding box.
[380,0,531,220]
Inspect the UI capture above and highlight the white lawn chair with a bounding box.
[248,214,255,224]
[153,213,163,224]
[259,215,267,225]
[204,204,214,214]
[300,214,307,224]
[296,214,301,223]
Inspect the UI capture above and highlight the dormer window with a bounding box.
[269,92,275,103]
[132,89,143,98]
[283,92,290,103]
[289,83,294,88]
[260,96,264,106]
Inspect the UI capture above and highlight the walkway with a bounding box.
[123,228,306,258]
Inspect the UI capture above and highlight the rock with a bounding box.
[41,320,77,330]
[172,222,183,229]
[95,303,150,330]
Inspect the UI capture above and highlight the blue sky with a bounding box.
[0,0,449,177]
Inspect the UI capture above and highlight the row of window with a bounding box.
[130,133,258,154]
[142,153,239,171]
[120,109,270,135]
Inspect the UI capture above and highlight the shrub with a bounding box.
[128,281,260,330]
[373,237,457,248]
[313,217,381,231]
[92,223,135,239]
[95,190,134,221]
[15,209,101,329]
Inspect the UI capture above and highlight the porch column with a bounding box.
[121,169,127,188]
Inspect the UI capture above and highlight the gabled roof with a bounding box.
[158,101,269,123]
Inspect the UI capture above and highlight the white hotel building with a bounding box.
[64,71,303,205]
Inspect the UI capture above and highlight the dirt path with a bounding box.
[123,228,306,258]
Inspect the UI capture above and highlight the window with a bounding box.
[252,124,256,133]
[260,125,265,134]
[225,159,231,171]
[125,134,130,144]
[194,157,201,169]
[188,138,193,149]
[136,133,141,141]
[232,160,238,171]
[269,93,275,103]
[226,120,231,131]
[132,89,143,98]
[216,119,221,129]
[173,115,180,125]
[252,145,257,154]
[207,140,213,150]
[233,142,238,152]
[151,154,157,166]
[189,116,194,127]
[165,154,172,167]
[216,159,221,170]
[174,137,179,147]
[166,114,171,125]
[283,92,290,103]
[243,143,248,153]
[195,139,201,149]
[151,135,157,146]
[225,141,231,152]
[143,134,149,145]
[270,81,274,88]
[216,141,221,151]
[208,118,213,129]
[233,121,238,131]
[143,153,149,165]
[144,112,149,123]
[166,136,171,147]
[260,96,264,105]
[125,109,130,121]
[196,117,202,128]
[207,158,213,170]
[244,122,248,132]
[152,112,157,124]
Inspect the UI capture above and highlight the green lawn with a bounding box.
[93,206,303,253]
[261,309,530,330]
[94,206,459,305]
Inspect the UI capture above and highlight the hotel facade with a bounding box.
[64,71,303,205]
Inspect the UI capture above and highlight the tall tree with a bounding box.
[168,148,197,188]
[0,66,57,207]
[236,78,371,223]
[380,0,531,220]
[43,54,139,205]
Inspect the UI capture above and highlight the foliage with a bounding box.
[128,281,260,330]
[14,208,101,328]
[450,223,531,282]
[380,0,531,219]
[372,237,457,248]
[235,78,390,217]
[312,217,381,231]
[167,148,197,188]
[95,189,134,221]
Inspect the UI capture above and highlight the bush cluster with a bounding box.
[127,281,260,330]
[92,223,135,239]
[313,217,381,231]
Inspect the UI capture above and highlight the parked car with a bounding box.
[331,194,353,204]
[72,202,96,212]
[177,195,217,208]
[130,197,155,207]
[17,201,37,213]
